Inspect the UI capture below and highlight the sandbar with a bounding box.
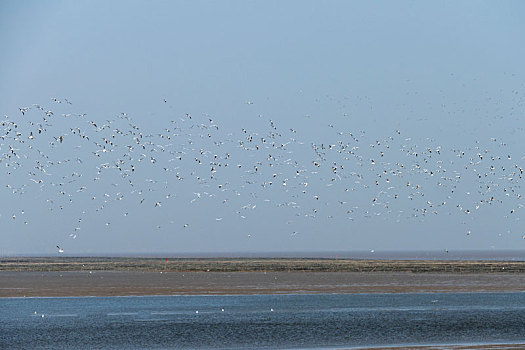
[1,270,524,297]
[2,257,524,297]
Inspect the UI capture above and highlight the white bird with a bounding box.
[56,246,64,253]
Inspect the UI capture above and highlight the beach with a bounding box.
[2,258,525,349]
[1,258,523,297]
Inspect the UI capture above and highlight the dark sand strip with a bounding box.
[1,271,524,297]
[2,257,525,273]
[363,344,525,349]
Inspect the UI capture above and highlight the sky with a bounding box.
[1,0,525,256]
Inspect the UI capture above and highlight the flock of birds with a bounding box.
[1,97,524,254]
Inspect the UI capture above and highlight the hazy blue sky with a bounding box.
[1,1,525,256]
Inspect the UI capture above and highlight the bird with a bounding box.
[2,95,524,257]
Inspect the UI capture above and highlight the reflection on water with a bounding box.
[1,293,524,349]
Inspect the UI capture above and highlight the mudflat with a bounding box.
[1,270,524,297]
[365,345,525,349]
[1,257,524,297]
[2,257,525,273]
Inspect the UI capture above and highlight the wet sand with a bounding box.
[1,257,523,297]
[1,270,524,297]
[2,257,525,272]
[364,344,525,349]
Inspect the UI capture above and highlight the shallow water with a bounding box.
[1,293,524,349]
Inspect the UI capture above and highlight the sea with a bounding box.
[6,249,525,261]
[1,292,524,349]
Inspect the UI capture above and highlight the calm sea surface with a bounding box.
[1,293,524,349]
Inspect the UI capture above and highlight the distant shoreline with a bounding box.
[1,257,524,273]
[1,258,524,298]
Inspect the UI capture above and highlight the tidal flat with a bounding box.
[2,257,525,273]
[1,258,524,297]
